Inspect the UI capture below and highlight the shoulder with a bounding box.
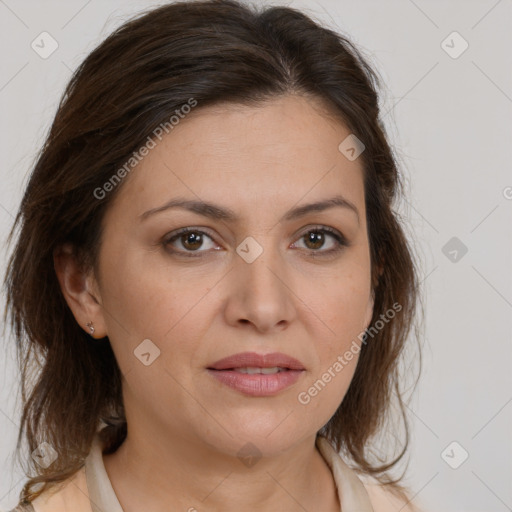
[28,466,91,512]
[360,478,423,512]
[315,436,424,512]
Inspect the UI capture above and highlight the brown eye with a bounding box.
[303,230,325,250]
[164,228,219,256]
[180,231,203,251]
[292,226,348,256]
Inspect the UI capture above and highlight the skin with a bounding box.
[54,93,374,512]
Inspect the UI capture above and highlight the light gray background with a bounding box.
[1,1,511,511]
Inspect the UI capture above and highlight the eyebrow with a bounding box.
[140,195,360,225]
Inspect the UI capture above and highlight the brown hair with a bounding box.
[3,0,421,504]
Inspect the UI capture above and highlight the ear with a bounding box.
[53,243,107,339]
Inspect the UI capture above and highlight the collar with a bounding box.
[85,434,374,512]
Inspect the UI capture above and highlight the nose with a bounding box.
[223,239,297,334]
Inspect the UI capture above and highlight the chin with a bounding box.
[198,415,311,460]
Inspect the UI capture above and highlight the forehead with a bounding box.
[107,94,366,223]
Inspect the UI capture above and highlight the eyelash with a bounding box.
[162,225,349,259]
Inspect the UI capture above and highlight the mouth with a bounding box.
[207,352,305,396]
[223,367,289,374]
[208,351,305,371]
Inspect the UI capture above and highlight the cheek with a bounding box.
[296,348,361,434]
[311,268,372,349]
[101,239,209,332]
[100,264,212,421]
[292,263,371,416]
[98,252,211,375]
[327,286,371,345]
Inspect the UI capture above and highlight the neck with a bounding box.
[102,425,340,512]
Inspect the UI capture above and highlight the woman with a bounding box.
[4,0,422,510]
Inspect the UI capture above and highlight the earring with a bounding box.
[86,322,95,336]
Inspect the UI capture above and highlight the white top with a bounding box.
[23,434,418,512]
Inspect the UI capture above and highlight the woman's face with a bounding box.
[90,94,373,456]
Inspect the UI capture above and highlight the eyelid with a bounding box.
[162,224,349,257]
[291,225,349,253]
[293,224,348,243]
[162,226,220,251]
[163,226,217,241]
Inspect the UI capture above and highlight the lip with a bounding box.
[207,351,306,397]
[208,351,305,371]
